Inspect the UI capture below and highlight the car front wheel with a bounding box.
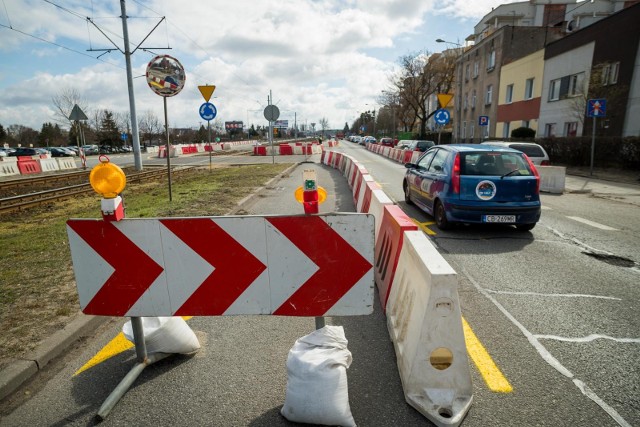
[434,200,451,230]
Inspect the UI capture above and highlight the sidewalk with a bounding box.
[563,166,640,207]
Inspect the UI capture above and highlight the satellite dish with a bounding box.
[567,20,575,32]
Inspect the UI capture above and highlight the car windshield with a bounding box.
[461,152,533,176]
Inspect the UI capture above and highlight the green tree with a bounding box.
[98,110,120,147]
[0,124,7,143]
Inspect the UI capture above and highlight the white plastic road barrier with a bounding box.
[56,158,78,170]
[538,165,566,194]
[0,158,20,177]
[39,158,60,173]
[366,188,394,239]
[386,230,473,427]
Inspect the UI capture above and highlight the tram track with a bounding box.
[0,166,195,215]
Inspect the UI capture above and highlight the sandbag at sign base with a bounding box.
[122,317,200,355]
[281,325,356,427]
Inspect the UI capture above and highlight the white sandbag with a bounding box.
[122,316,200,355]
[281,325,356,427]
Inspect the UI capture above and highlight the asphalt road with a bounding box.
[1,146,638,426]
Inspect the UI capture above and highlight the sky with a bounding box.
[0,0,522,135]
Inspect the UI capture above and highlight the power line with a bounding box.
[0,22,124,69]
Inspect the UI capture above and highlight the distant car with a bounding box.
[0,148,7,157]
[403,144,541,231]
[50,147,76,157]
[480,141,550,166]
[8,147,47,156]
[81,145,99,155]
[379,137,394,147]
[405,140,435,152]
[363,136,376,144]
[396,140,414,150]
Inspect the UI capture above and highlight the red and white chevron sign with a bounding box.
[66,214,374,317]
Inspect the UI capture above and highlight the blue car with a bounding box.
[403,144,541,231]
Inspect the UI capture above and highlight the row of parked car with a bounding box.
[0,144,135,158]
[345,135,437,152]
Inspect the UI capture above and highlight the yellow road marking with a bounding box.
[411,218,437,235]
[74,316,193,376]
[462,317,513,393]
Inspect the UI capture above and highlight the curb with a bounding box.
[0,314,107,401]
[0,161,304,403]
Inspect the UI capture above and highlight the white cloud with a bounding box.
[0,0,505,133]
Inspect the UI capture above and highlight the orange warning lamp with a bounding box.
[89,156,126,221]
[89,156,126,198]
[295,169,326,214]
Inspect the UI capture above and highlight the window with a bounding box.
[545,123,556,137]
[525,78,534,99]
[462,121,467,139]
[472,90,477,109]
[505,84,514,103]
[464,93,468,110]
[417,150,436,168]
[485,85,493,105]
[503,122,510,138]
[487,49,496,71]
[522,120,530,128]
[549,78,561,101]
[470,124,475,138]
[564,121,578,137]
[465,64,470,81]
[549,73,584,101]
[602,62,620,85]
[473,61,479,78]
[428,149,449,173]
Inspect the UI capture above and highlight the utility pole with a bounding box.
[120,0,142,171]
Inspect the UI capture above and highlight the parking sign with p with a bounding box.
[478,116,489,126]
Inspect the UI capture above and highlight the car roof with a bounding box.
[435,144,524,154]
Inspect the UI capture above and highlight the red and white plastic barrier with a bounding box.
[323,149,473,426]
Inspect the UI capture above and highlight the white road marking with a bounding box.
[462,267,632,427]
[484,289,621,300]
[567,216,618,231]
[535,334,640,344]
[541,205,552,210]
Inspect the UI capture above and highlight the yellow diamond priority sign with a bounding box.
[437,93,454,108]
[198,85,216,102]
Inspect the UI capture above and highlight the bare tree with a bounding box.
[390,50,457,138]
[52,87,89,128]
[139,110,162,146]
[319,117,330,137]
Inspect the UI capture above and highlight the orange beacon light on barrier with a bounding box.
[294,169,326,214]
[89,155,126,221]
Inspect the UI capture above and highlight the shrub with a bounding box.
[511,127,536,138]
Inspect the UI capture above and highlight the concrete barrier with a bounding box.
[538,165,566,194]
[56,158,78,170]
[39,158,60,173]
[0,158,20,177]
[386,230,473,427]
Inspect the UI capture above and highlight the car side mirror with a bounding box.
[405,163,416,169]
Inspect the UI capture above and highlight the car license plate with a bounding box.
[483,215,516,223]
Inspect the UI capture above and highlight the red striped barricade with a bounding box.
[373,205,418,311]
[386,230,473,427]
[367,187,394,240]
[17,156,42,175]
[402,150,413,164]
[279,144,293,155]
[253,146,267,156]
[354,174,375,212]
[360,181,381,214]
[351,165,369,207]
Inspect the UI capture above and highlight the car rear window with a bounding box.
[508,144,544,157]
[461,152,533,176]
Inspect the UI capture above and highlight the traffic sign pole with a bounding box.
[591,116,596,176]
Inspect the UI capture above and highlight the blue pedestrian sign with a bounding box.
[121,132,127,141]
[199,102,217,121]
[478,116,489,126]
[434,109,450,125]
[587,99,606,117]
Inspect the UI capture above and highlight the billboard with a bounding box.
[225,121,244,130]
[274,120,288,129]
